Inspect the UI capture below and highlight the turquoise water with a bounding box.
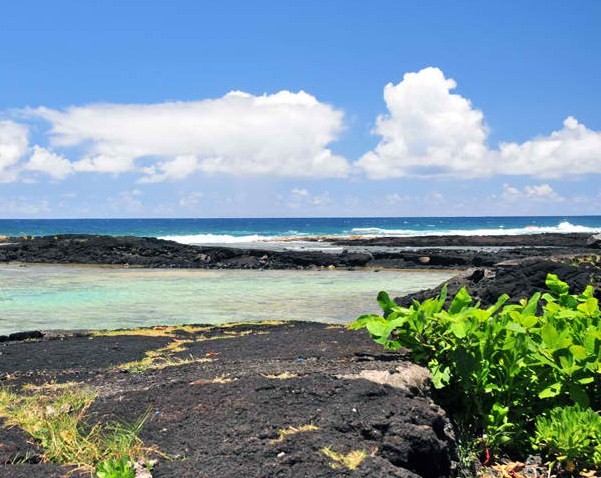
[0,265,454,335]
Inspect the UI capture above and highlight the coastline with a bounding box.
[1,233,600,476]
[0,232,598,271]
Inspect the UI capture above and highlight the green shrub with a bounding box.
[350,273,601,458]
[96,457,136,478]
[534,405,601,470]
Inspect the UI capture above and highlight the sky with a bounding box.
[0,0,600,218]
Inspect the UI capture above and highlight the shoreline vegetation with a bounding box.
[0,232,600,477]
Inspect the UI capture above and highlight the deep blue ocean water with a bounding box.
[1,216,600,244]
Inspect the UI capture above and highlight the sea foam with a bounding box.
[158,233,272,244]
[350,221,601,237]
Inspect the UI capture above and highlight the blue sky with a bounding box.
[0,0,600,218]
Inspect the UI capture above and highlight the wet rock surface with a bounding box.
[0,322,455,477]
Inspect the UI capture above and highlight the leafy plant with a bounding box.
[96,457,135,478]
[533,404,601,470]
[350,273,601,460]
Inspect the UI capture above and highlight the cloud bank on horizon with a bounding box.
[1,67,600,186]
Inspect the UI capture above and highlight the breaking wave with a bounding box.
[350,221,601,237]
[158,233,274,244]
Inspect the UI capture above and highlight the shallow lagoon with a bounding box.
[0,265,454,335]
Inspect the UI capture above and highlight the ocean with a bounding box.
[1,215,599,334]
[1,216,600,245]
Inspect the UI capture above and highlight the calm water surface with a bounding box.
[0,265,454,335]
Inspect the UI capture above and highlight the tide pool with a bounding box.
[0,265,454,335]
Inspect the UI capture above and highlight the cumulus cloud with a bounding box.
[73,154,135,174]
[285,187,332,209]
[501,183,564,202]
[31,90,349,181]
[25,146,73,180]
[357,67,601,179]
[139,155,200,183]
[0,121,29,182]
[499,117,601,178]
[356,67,489,179]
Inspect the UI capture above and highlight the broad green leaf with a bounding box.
[541,323,559,347]
[569,344,588,361]
[450,320,467,338]
[579,285,595,300]
[522,292,541,316]
[546,273,569,296]
[349,314,382,329]
[437,285,448,311]
[449,287,472,314]
[539,382,562,399]
[429,360,451,389]
[505,322,526,334]
[366,319,388,338]
[522,315,538,329]
[377,291,397,314]
[577,297,599,317]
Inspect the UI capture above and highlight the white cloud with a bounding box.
[109,190,144,213]
[139,155,200,183]
[285,188,332,208]
[501,183,564,202]
[32,90,349,180]
[499,117,601,178]
[25,146,73,180]
[290,187,310,197]
[0,196,50,217]
[357,67,601,179]
[0,121,29,182]
[356,67,489,179]
[73,154,135,174]
[385,193,410,205]
[179,191,203,208]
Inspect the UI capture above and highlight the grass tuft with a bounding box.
[0,386,148,475]
[270,424,319,444]
[92,320,286,338]
[115,340,213,372]
[320,447,368,470]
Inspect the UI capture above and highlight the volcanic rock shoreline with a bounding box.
[0,232,598,270]
[1,233,600,477]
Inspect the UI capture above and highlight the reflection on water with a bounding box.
[0,265,454,335]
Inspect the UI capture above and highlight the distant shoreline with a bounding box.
[0,232,598,270]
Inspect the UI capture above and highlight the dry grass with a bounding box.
[92,320,286,338]
[189,375,236,385]
[21,381,83,393]
[261,372,298,380]
[115,340,212,372]
[0,386,147,476]
[270,424,319,444]
[320,447,368,470]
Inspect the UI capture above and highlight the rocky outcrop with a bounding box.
[395,259,601,308]
[0,234,597,270]
[0,322,455,477]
